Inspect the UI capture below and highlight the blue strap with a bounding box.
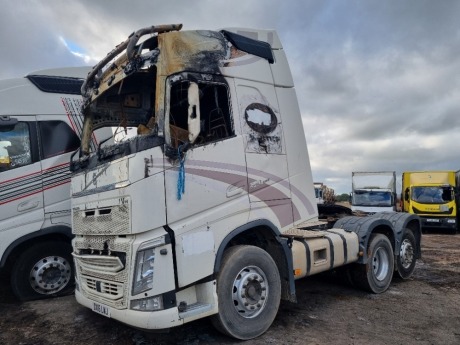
[177,146,186,200]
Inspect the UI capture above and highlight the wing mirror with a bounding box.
[0,116,18,132]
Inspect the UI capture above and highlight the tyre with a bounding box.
[10,241,74,301]
[211,245,281,340]
[395,229,416,279]
[351,234,394,293]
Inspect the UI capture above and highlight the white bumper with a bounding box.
[75,290,183,330]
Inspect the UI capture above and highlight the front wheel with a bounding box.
[352,234,394,293]
[395,229,416,279]
[211,245,281,340]
[10,241,74,301]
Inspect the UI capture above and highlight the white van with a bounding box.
[0,67,99,300]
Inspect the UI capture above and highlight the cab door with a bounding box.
[163,76,249,287]
[0,116,44,255]
[236,81,293,229]
[36,117,81,225]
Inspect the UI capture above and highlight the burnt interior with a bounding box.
[169,80,234,147]
[90,70,156,131]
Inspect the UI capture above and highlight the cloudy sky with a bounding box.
[1,0,459,194]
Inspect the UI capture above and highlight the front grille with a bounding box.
[83,276,124,300]
[73,203,130,235]
[74,235,134,309]
[412,206,453,215]
[74,253,125,274]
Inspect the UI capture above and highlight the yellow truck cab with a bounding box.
[402,171,457,233]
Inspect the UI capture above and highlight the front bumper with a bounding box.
[420,217,457,230]
[75,290,183,330]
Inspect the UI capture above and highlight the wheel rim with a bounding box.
[29,256,72,294]
[232,265,268,318]
[372,247,390,281]
[399,238,414,269]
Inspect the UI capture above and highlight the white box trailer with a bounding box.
[70,25,422,339]
[0,67,107,300]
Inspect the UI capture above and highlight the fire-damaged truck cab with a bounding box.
[70,24,421,340]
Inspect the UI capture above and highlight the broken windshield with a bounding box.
[79,25,183,157]
[411,186,454,204]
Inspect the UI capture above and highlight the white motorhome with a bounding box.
[70,25,422,340]
[0,67,101,300]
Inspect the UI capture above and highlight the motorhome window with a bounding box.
[0,122,32,171]
[169,81,233,147]
[39,121,80,159]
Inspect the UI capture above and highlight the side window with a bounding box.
[0,122,32,171]
[39,121,80,159]
[169,80,233,148]
[199,83,233,143]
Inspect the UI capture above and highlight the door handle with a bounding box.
[18,200,40,212]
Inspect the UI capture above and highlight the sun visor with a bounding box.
[222,30,274,63]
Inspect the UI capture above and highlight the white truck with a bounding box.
[70,25,421,340]
[351,171,397,214]
[0,67,102,300]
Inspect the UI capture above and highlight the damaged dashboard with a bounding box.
[70,133,164,173]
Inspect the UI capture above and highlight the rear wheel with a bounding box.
[352,234,394,293]
[211,245,281,340]
[11,241,74,301]
[396,229,416,279]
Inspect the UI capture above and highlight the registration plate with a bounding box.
[426,219,440,223]
[93,302,111,318]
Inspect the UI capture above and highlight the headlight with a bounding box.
[132,237,165,296]
[440,205,449,212]
[447,219,456,224]
[133,248,155,295]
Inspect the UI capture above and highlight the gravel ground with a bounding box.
[0,233,459,345]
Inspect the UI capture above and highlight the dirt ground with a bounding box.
[1,233,459,345]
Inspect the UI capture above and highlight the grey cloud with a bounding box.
[1,0,459,194]
[0,2,88,78]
